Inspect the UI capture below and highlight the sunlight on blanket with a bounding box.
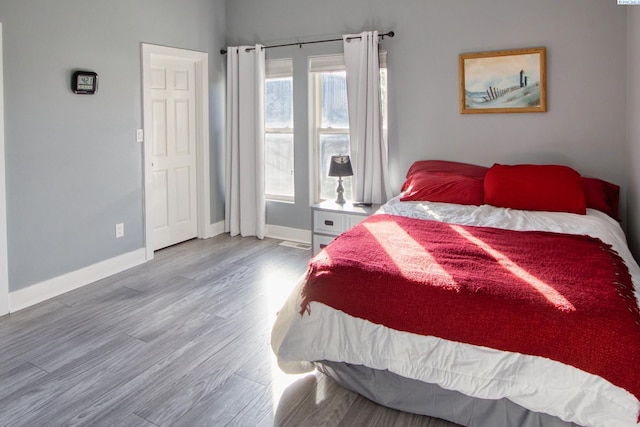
[449,224,575,312]
[419,204,445,221]
[266,266,309,414]
[362,220,459,290]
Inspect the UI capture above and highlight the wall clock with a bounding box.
[71,71,98,94]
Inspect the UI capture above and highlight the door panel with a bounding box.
[150,57,198,250]
[175,100,190,154]
[152,100,168,157]
[152,170,169,230]
[175,167,192,223]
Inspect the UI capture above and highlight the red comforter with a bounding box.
[301,214,640,404]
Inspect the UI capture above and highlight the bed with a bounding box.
[271,161,640,427]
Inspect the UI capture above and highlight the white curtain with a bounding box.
[225,45,266,239]
[343,31,392,205]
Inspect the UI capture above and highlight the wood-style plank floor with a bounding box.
[0,234,459,426]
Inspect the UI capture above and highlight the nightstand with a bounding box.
[311,200,381,254]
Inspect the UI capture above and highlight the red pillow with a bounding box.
[401,171,484,205]
[581,177,620,220]
[484,164,586,214]
[406,160,488,179]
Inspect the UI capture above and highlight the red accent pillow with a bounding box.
[581,177,620,220]
[401,171,485,205]
[484,164,586,214]
[405,160,488,179]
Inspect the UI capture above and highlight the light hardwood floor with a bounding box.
[0,234,459,426]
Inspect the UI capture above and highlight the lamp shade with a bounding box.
[328,155,353,177]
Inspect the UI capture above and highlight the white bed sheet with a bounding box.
[272,198,640,427]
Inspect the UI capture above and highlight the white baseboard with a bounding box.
[6,224,303,313]
[9,248,147,313]
[265,224,311,244]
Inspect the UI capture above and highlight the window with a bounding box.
[265,59,294,202]
[314,70,351,202]
[309,54,387,203]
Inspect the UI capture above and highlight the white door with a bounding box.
[149,57,198,250]
[0,23,9,315]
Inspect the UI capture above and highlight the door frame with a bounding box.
[141,43,211,260]
[0,23,9,315]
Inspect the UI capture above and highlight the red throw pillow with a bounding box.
[406,160,488,179]
[401,171,484,205]
[484,164,586,214]
[581,177,620,220]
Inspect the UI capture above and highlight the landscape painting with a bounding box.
[459,47,546,114]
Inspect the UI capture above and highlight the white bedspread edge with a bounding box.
[272,275,640,427]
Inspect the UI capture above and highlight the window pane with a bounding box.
[265,133,294,199]
[265,77,293,128]
[321,72,349,129]
[319,133,352,201]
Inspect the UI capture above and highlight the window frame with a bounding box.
[311,70,351,203]
[308,53,387,204]
[264,58,295,203]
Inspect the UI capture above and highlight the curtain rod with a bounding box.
[220,31,394,55]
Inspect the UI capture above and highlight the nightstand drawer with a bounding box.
[345,214,367,229]
[310,201,381,256]
[313,211,345,235]
[313,234,335,254]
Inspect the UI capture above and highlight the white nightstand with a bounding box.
[311,200,381,254]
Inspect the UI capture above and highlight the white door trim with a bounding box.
[0,23,9,316]
[141,44,211,260]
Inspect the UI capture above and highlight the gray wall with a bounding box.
[227,0,629,234]
[0,0,226,291]
[0,0,635,294]
[627,8,640,256]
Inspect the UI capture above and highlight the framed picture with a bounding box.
[459,47,546,114]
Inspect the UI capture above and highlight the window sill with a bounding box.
[266,197,295,205]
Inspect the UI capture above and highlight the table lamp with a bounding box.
[328,154,353,204]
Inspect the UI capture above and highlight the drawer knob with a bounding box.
[324,220,334,226]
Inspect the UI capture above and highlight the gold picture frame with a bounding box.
[459,47,546,114]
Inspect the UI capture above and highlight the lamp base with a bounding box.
[335,177,346,204]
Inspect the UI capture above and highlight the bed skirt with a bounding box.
[315,361,581,427]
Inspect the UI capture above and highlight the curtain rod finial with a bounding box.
[220,48,227,55]
[387,31,395,38]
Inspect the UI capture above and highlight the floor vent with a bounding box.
[279,241,311,251]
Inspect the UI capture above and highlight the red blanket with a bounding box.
[301,214,640,405]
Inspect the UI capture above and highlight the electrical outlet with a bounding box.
[136,129,144,143]
[115,223,124,238]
